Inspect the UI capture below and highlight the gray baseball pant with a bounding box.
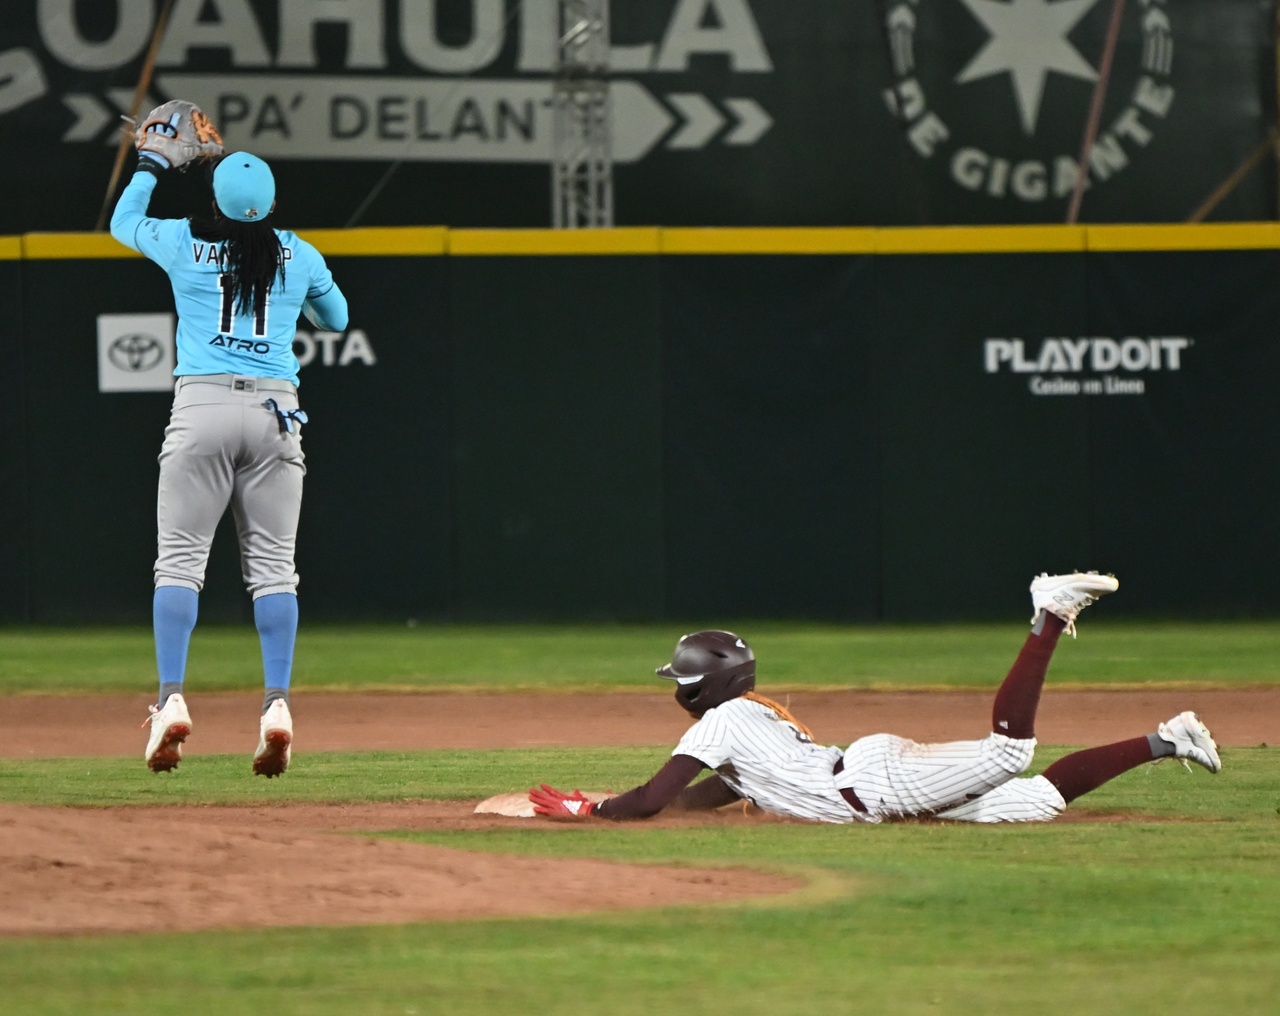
[154,375,306,598]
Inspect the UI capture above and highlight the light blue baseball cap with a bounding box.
[213,152,275,222]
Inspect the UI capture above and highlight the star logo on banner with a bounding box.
[955,0,1103,135]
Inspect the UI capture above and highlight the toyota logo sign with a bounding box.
[97,313,176,392]
[108,333,165,372]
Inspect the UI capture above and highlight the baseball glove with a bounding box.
[126,100,225,171]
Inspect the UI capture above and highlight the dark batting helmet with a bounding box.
[656,630,756,716]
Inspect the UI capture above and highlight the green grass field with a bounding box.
[1,622,1278,1015]
[4,619,1280,693]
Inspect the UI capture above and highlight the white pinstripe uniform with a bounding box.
[674,697,1065,824]
[932,775,1066,823]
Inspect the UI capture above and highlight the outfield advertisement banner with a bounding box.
[0,0,1274,233]
[9,240,1280,622]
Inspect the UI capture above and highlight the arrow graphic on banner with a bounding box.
[722,98,772,145]
[156,75,769,164]
[665,93,722,149]
[67,89,160,142]
[62,93,115,141]
[665,94,772,148]
[107,87,148,118]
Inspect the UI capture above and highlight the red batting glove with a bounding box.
[529,783,595,820]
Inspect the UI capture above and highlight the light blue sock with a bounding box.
[255,593,297,712]
[154,586,198,706]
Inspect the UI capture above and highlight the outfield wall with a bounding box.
[2,225,1278,623]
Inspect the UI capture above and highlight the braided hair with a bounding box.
[191,212,285,319]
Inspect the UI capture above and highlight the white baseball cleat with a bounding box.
[144,693,192,773]
[1157,711,1222,774]
[253,699,293,778]
[1029,571,1119,637]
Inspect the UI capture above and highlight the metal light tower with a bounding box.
[552,0,613,228]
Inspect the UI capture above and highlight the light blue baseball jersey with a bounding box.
[111,172,347,384]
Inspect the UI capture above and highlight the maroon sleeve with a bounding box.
[672,772,742,811]
[592,754,710,820]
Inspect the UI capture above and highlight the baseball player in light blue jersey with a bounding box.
[531,573,1223,823]
[111,145,348,777]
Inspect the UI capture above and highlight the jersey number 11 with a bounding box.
[218,274,268,338]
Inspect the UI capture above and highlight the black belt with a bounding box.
[832,756,868,813]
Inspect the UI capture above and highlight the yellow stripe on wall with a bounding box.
[295,226,447,255]
[874,224,1088,253]
[7,223,1280,258]
[662,227,877,254]
[1085,222,1280,251]
[448,227,662,255]
[22,233,141,259]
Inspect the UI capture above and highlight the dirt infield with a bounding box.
[2,689,1273,936]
